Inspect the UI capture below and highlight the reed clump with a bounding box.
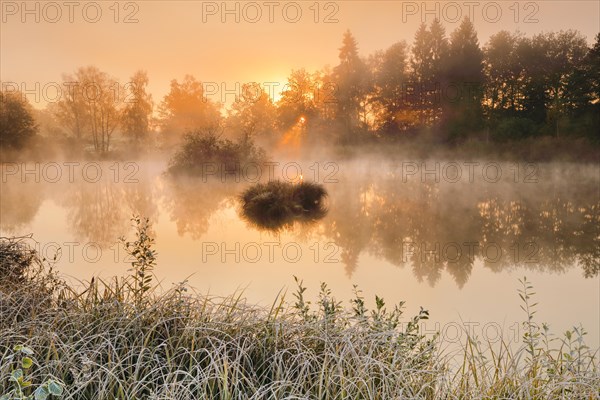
[240,180,328,232]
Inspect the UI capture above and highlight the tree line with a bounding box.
[1,18,599,154]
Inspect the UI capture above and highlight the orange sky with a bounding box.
[2,1,599,109]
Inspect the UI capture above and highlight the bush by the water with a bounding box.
[240,180,328,231]
[167,131,266,177]
[491,117,540,143]
[0,236,37,286]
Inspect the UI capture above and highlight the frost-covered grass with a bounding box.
[1,222,597,399]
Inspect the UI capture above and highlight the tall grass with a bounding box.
[447,277,599,399]
[0,223,598,399]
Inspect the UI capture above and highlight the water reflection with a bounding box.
[60,179,130,246]
[0,162,159,246]
[325,165,599,285]
[0,178,44,232]
[163,176,240,239]
[322,179,373,277]
[1,161,597,286]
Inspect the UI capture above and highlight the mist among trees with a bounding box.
[1,19,599,159]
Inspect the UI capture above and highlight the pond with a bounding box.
[1,157,598,347]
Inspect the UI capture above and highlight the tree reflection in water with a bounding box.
[322,164,599,285]
[1,161,597,286]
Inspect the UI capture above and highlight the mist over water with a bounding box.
[2,154,598,345]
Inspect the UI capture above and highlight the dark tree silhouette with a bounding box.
[373,41,411,132]
[444,18,485,141]
[0,91,38,154]
[332,30,369,138]
[0,91,37,151]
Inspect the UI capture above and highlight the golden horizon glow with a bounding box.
[2,1,599,111]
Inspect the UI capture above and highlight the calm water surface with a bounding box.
[1,158,598,347]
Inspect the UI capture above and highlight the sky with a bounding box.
[1,0,599,109]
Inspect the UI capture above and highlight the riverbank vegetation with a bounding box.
[166,131,266,178]
[1,219,597,399]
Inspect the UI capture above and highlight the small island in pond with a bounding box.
[240,180,328,232]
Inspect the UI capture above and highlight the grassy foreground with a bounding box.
[0,219,598,399]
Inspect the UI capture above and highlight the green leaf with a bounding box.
[22,357,33,369]
[34,386,49,400]
[21,346,34,355]
[11,368,23,381]
[47,381,63,396]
